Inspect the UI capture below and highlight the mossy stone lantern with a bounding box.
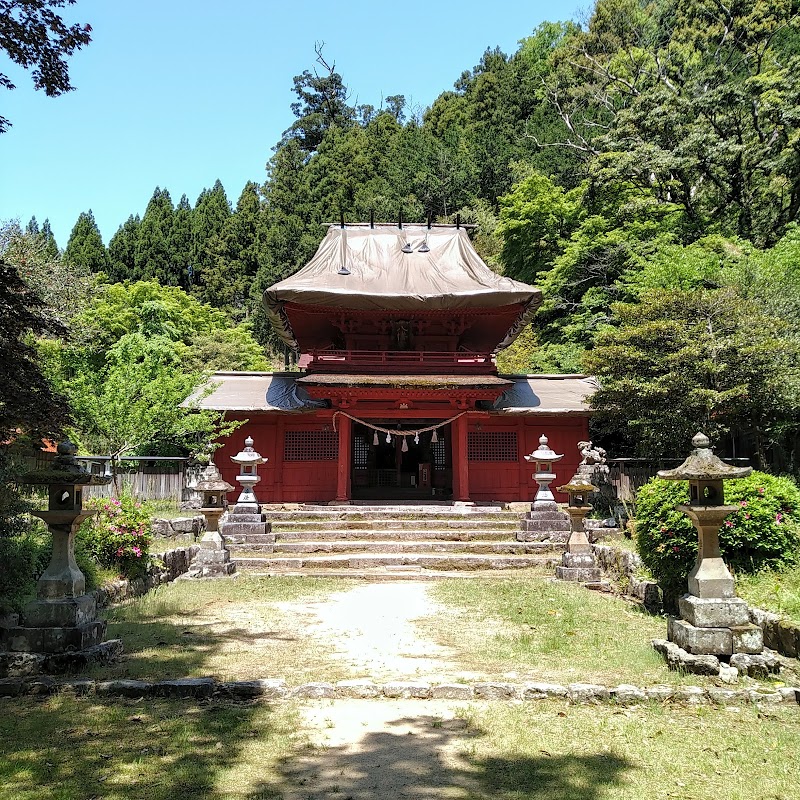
[524,434,564,511]
[658,432,751,599]
[657,432,762,656]
[194,461,234,533]
[555,472,601,582]
[1,441,121,664]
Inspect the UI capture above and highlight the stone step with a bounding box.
[226,513,266,523]
[270,529,517,542]
[220,522,272,537]
[223,533,276,545]
[232,553,559,572]
[228,540,566,556]
[235,567,550,581]
[270,518,520,531]
[259,509,520,522]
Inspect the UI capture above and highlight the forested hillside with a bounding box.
[6,0,800,468]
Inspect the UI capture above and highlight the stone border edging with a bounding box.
[592,544,663,612]
[1,676,797,707]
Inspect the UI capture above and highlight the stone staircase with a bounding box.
[222,504,570,578]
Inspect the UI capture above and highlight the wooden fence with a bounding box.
[83,469,190,501]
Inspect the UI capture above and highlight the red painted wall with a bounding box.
[216,412,589,504]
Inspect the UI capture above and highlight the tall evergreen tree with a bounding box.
[64,209,109,273]
[108,214,141,282]
[135,187,178,284]
[40,218,59,260]
[170,194,193,290]
[190,179,231,305]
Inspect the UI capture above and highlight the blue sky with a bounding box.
[0,1,573,247]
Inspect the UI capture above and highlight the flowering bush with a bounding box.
[78,493,153,579]
[635,472,800,606]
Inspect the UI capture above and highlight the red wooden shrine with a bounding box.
[191,224,593,504]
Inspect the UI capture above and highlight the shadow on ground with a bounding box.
[245,712,632,800]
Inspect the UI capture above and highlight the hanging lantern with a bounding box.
[372,430,379,446]
[386,432,392,444]
[431,429,438,443]
[414,433,419,445]
[401,437,409,453]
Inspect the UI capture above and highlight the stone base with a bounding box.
[4,620,107,654]
[668,617,764,656]
[678,595,750,628]
[22,594,97,628]
[555,565,602,582]
[190,547,236,578]
[0,639,123,678]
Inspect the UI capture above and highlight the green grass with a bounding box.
[426,578,703,686]
[737,563,800,620]
[2,696,798,800]
[147,499,187,519]
[0,695,306,800]
[89,576,357,684]
[453,701,800,800]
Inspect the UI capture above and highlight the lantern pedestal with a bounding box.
[518,435,571,544]
[656,433,763,658]
[0,442,122,677]
[555,473,601,583]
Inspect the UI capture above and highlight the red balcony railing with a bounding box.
[306,349,496,374]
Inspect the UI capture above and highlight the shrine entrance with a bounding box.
[351,421,453,500]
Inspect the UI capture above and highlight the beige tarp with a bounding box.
[264,225,542,351]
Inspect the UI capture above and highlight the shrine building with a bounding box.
[189,223,595,504]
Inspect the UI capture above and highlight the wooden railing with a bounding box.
[307,350,496,374]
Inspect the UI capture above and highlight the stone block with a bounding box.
[520,682,567,699]
[25,676,57,695]
[718,664,739,684]
[473,682,520,700]
[226,514,266,523]
[777,620,799,658]
[335,680,380,698]
[567,683,609,702]
[611,684,647,704]
[154,678,215,699]
[555,566,602,582]
[748,690,783,705]
[668,618,732,655]
[22,595,97,628]
[729,652,780,678]
[96,679,153,698]
[0,678,24,696]
[731,623,763,654]
[644,685,676,702]
[430,683,474,700]
[219,679,287,699]
[678,595,750,629]
[706,688,742,704]
[151,518,172,537]
[60,679,94,696]
[521,518,570,532]
[779,687,799,704]
[672,686,705,704]
[7,620,107,654]
[170,517,197,534]
[222,522,268,537]
[382,681,431,699]
[292,682,336,699]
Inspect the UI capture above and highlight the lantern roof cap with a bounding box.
[21,440,111,486]
[231,436,267,466]
[657,432,752,482]
[557,474,597,494]
[195,478,235,492]
[524,434,564,464]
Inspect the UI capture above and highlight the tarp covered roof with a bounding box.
[183,372,594,415]
[264,224,542,351]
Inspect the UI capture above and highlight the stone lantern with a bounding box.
[658,432,762,656]
[517,435,571,545]
[524,435,564,511]
[194,461,234,533]
[0,441,122,673]
[230,436,266,512]
[555,473,601,583]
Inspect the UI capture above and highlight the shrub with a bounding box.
[635,471,800,606]
[0,530,49,615]
[78,493,153,580]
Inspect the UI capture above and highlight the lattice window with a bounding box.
[353,435,370,467]
[468,431,518,462]
[432,438,447,468]
[284,430,339,461]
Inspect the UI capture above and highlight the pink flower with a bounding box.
[724,520,734,528]
[739,500,748,508]
[116,547,124,557]
[776,513,783,524]
[758,487,765,495]
[744,513,751,520]
[672,546,680,552]
[132,546,142,557]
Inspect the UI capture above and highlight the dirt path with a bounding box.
[280,699,481,799]
[275,581,481,682]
